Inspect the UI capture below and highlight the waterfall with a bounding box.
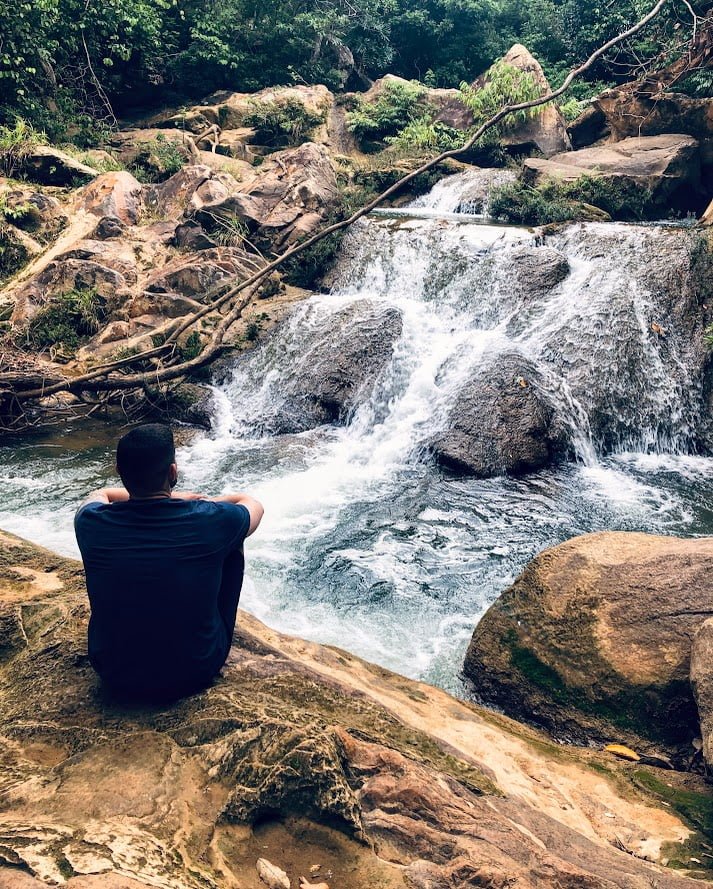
[0,172,710,691]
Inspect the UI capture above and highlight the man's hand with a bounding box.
[212,492,264,536]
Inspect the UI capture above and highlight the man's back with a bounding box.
[75,497,250,694]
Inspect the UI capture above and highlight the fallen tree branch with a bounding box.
[7,0,677,406]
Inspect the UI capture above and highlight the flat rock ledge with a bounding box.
[0,529,711,887]
[464,531,713,762]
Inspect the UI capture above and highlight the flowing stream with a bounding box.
[1,170,712,694]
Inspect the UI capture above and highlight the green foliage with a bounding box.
[243,97,327,147]
[385,115,467,152]
[0,223,30,282]
[0,119,47,177]
[346,80,426,149]
[460,60,543,140]
[557,97,587,123]
[489,174,657,225]
[129,135,186,183]
[179,331,203,361]
[489,179,587,225]
[22,288,105,354]
[0,0,702,144]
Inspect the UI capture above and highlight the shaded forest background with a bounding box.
[2,0,711,145]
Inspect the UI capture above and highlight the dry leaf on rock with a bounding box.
[257,857,291,889]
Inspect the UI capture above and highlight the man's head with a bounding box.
[116,424,177,497]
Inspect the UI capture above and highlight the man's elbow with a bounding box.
[247,500,265,536]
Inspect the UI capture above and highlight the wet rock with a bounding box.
[464,531,713,756]
[703,198,713,225]
[270,300,403,432]
[690,618,713,767]
[18,146,98,186]
[504,246,569,296]
[79,171,143,225]
[432,353,568,478]
[522,134,703,216]
[452,168,517,214]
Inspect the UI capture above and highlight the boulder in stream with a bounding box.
[464,531,713,758]
[523,134,703,216]
[269,299,403,433]
[431,353,569,478]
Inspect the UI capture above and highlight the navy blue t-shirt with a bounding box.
[74,498,250,692]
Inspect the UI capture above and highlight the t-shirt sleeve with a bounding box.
[217,502,251,550]
[74,500,104,553]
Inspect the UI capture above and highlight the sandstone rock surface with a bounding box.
[522,134,703,215]
[195,142,340,248]
[690,618,713,766]
[432,352,569,477]
[18,146,98,186]
[464,531,713,754]
[0,529,709,887]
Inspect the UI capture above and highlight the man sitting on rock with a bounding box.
[74,423,264,698]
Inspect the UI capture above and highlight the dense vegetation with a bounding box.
[1,0,709,143]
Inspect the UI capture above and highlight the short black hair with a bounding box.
[116,424,175,494]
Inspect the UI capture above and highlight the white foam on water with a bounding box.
[0,174,711,688]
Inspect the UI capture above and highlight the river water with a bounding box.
[1,171,712,694]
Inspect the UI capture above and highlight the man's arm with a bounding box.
[211,492,264,536]
[77,487,130,510]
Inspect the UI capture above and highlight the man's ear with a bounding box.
[168,463,178,489]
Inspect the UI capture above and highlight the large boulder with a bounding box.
[464,531,713,756]
[703,198,713,225]
[18,146,98,186]
[264,299,403,433]
[0,528,709,888]
[431,353,569,477]
[522,134,704,216]
[79,171,144,225]
[496,44,571,157]
[195,142,341,249]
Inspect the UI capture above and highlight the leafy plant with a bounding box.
[0,222,31,281]
[243,97,326,147]
[489,174,655,225]
[22,287,105,355]
[460,60,544,141]
[557,97,587,122]
[179,330,203,360]
[0,119,47,178]
[346,80,427,149]
[385,115,468,152]
[129,134,186,183]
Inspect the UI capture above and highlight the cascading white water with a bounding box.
[0,173,710,691]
